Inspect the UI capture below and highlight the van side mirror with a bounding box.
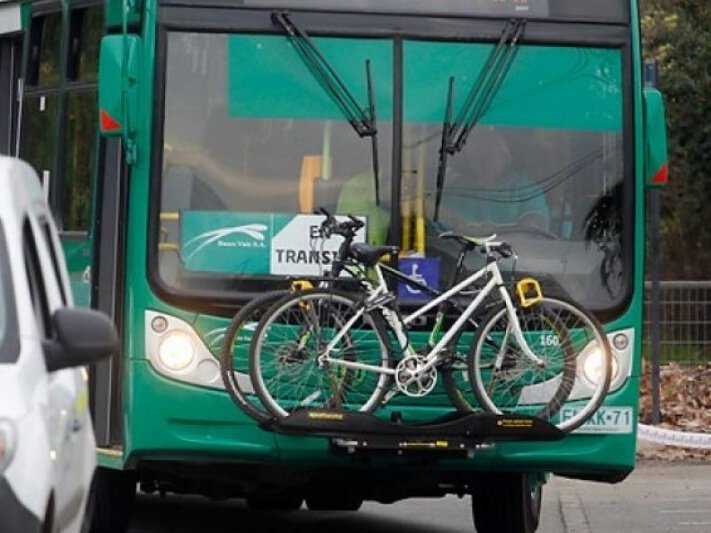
[643,88,669,187]
[98,35,141,152]
[43,308,118,372]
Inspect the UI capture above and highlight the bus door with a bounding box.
[0,2,22,155]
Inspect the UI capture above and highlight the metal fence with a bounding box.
[643,280,711,367]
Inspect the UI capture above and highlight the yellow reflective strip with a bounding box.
[75,391,88,415]
[96,447,123,458]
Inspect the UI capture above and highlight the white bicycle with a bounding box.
[249,213,612,433]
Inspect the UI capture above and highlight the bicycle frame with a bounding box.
[318,254,545,377]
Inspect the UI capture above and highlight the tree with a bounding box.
[641,0,711,279]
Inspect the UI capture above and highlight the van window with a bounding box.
[23,218,51,338]
[0,221,20,363]
[40,219,68,305]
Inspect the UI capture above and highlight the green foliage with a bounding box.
[642,0,711,278]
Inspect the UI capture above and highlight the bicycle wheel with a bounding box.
[468,296,611,433]
[220,290,289,422]
[440,334,480,413]
[250,289,392,418]
[441,299,558,414]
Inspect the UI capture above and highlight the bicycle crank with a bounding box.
[395,356,438,397]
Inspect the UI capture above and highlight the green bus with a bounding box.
[0,0,668,531]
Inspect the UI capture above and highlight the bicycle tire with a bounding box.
[220,290,290,422]
[440,299,564,414]
[468,296,612,433]
[440,330,479,414]
[250,289,392,419]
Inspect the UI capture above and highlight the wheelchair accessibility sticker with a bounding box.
[397,257,440,302]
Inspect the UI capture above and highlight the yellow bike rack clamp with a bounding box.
[516,278,543,308]
[290,279,314,292]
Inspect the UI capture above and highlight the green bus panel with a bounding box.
[125,355,638,474]
[127,361,281,461]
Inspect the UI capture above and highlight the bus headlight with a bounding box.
[0,419,17,474]
[580,343,618,386]
[146,311,224,389]
[566,328,633,401]
[158,332,196,371]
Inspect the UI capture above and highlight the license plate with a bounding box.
[560,407,634,434]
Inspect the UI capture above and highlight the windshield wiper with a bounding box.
[433,19,526,221]
[450,19,526,153]
[434,77,455,222]
[364,59,381,205]
[272,12,381,204]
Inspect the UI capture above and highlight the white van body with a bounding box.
[0,156,108,533]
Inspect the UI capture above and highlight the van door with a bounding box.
[24,208,91,529]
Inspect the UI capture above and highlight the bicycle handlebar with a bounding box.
[316,207,364,239]
[316,209,515,261]
[438,231,515,259]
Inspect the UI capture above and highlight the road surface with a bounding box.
[127,461,711,532]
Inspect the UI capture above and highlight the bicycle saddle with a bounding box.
[351,243,400,267]
[438,231,493,246]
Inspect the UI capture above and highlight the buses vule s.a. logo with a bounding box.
[184,224,268,261]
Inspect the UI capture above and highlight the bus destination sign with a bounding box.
[467,0,549,17]
[248,0,550,18]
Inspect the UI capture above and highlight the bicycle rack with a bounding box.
[259,410,565,454]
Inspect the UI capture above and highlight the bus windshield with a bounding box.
[157,29,628,313]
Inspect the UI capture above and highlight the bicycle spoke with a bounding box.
[469,297,610,432]
[220,291,291,422]
[250,291,391,418]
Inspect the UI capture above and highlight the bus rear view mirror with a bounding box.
[643,88,669,187]
[98,35,141,142]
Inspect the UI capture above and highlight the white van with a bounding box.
[0,157,117,533]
